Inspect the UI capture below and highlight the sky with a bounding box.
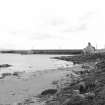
[0,0,105,49]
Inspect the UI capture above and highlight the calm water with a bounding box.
[0,54,73,74]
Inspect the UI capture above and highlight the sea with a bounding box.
[0,54,73,74]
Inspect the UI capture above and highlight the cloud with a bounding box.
[30,33,53,40]
[49,19,65,26]
[80,11,95,21]
[62,23,87,33]
[30,32,65,41]
[61,11,95,33]
[9,31,62,41]
[0,0,104,49]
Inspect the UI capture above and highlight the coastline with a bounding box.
[41,53,105,105]
[0,65,79,105]
[1,53,105,105]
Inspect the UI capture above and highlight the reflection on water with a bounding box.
[0,54,73,73]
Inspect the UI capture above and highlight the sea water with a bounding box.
[0,54,73,74]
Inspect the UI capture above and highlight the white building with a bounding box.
[83,42,95,55]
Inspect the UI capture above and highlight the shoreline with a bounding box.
[43,53,105,105]
[1,53,105,105]
[0,65,79,105]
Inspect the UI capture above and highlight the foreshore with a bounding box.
[1,53,105,105]
[0,64,79,105]
[41,53,105,105]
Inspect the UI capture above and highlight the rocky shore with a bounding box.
[39,53,105,105]
[0,65,74,105]
[1,53,105,105]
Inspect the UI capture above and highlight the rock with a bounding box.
[12,72,20,77]
[73,90,85,99]
[0,64,12,68]
[78,82,87,94]
[0,73,12,79]
[41,89,57,96]
[62,95,85,105]
[81,65,90,69]
[73,90,80,95]
[52,80,59,85]
[78,81,96,94]
[96,60,105,69]
[84,92,95,100]
[79,70,90,75]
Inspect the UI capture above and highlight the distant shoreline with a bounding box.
[0,49,82,55]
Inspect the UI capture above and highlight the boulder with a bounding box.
[41,89,57,96]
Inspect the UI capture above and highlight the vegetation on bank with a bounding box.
[40,53,105,105]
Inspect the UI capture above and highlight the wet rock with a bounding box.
[0,64,12,68]
[41,89,57,96]
[23,98,35,104]
[0,72,23,79]
[14,98,35,105]
[12,72,20,77]
[0,73,12,79]
[52,80,59,85]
